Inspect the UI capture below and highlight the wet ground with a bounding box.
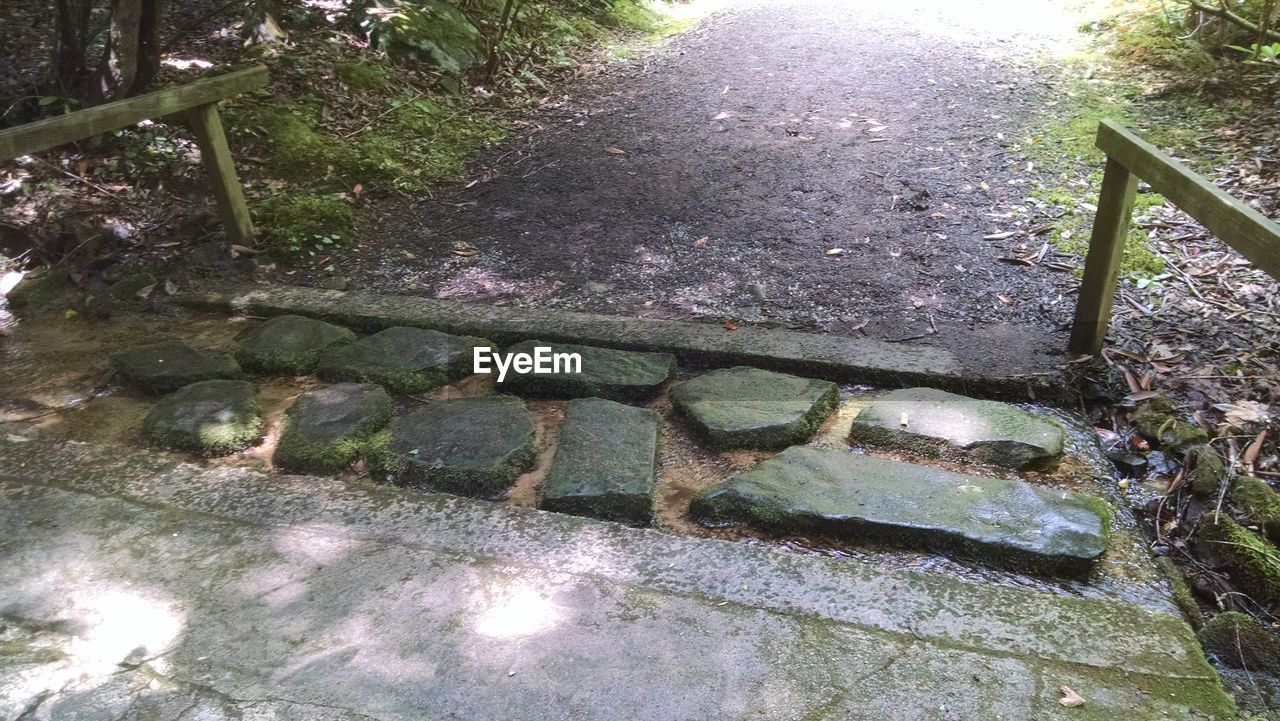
[327,0,1088,376]
[0,305,1167,612]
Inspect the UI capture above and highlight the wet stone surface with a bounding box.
[849,387,1065,469]
[540,397,660,526]
[670,366,838,450]
[380,395,536,499]
[691,446,1111,577]
[142,379,261,456]
[274,383,392,474]
[235,314,356,375]
[112,340,242,394]
[316,326,495,394]
[497,339,675,402]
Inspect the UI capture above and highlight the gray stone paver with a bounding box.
[540,397,660,525]
[849,387,1066,468]
[670,366,838,450]
[692,446,1111,576]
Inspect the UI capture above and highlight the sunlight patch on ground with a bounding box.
[474,580,564,639]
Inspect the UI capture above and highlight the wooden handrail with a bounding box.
[0,66,268,246]
[1068,119,1280,355]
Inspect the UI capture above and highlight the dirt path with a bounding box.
[343,0,1088,374]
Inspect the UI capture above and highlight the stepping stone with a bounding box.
[316,326,495,394]
[142,379,261,456]
[849,387,1065,469]
[540,398,660,526]
[379,396,535,499]
[670,367,838,450]
[690,446,1110,576]
[236,314,356,374]
[274,383,392,473]
[113,340,242,394]
[497,340,675,402]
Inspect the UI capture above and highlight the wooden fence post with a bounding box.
[1068,156,1139,356]
[186,101,255,247]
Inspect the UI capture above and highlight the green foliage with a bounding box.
[253,193,354,259]
[603,0,660,32]
[362,0,486,74]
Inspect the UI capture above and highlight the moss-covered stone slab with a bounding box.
[1196,515,1280,606]
[669,367,838,450]
[1198,611,1280,673]
[112,340,243,394]
[273,383,391,473]
[496,340,675,402]
[539,398,659,526]
[316,326,494,394]
[379,396,535,499]
[236,314,356,374]
[142,379,261,456]
[690,446,1111,576]
[848,387,1065,469]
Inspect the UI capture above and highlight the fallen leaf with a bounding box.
[1214,400,1270,429]
[693,236,708,246]
[135,284,155,300]
[996,295,1013,305]
[825,248,844,256]
[230,244,257,257]
[1243,430,1267,468]
[604,146,626,155]
[163,279,178,296]
[984,231,1017,240]
[712,111,732,120]
[1059,686,1085,708]
[724,320,738,331]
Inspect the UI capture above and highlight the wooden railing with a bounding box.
[1069,119,1280,355]
[0,66,268,247]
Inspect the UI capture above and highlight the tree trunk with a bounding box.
[51,0,94,103]
[246,0,288,44]
[52,0,164,106]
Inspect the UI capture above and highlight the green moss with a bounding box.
[252,193,354,260]
[240,104,358,179]
[141,380,262,456]
[1230,475,1280,544]
[1197,515,1280,606]
[1189,445,1226,498]
[1198,611,1280,673]
[1157,556,1204,628]
[336,60,391,91]
[5,267,76,314]
[1133,408,1210,452]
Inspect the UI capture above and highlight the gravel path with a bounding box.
[346,0,1088,375]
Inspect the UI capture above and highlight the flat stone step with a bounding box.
[497,340,674,401]
[274,383,392,473]
[849,387,1066,469]
[0,439,1234,720]
[316,326,494,394]
[112,340,242,394]
[142,379,261,456]
[235,314,356,374]
[379,396,536,499]
[691,446,1111,576]
[670,366,838,450]
[540,398,660,526]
